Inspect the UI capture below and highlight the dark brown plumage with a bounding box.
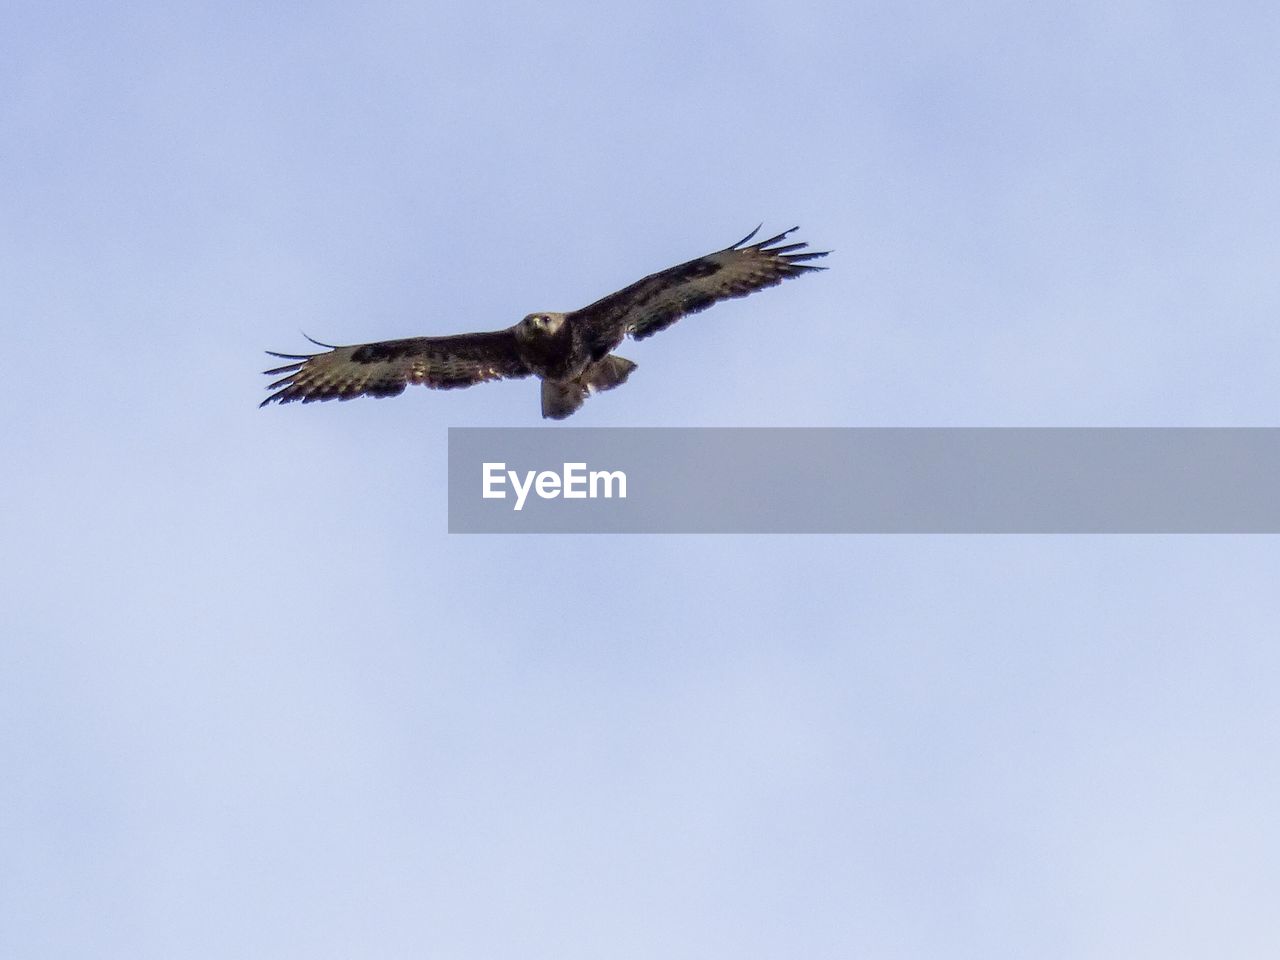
[261,226,827,418]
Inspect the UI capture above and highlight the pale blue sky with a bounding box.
[3,2,1279,957]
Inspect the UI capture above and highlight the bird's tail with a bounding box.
[541,355,637,420]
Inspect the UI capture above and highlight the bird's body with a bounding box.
[513,312,579,381]
[261,226,827,419]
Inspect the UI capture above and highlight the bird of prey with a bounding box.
[261,226,827,419]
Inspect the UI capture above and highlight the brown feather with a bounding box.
[260,329,530,406]
[570,226,827,360]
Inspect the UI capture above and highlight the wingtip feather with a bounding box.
[756,227,800,249]
[263,362,305,376]
[730,224,763,249]
[264,350,314,360]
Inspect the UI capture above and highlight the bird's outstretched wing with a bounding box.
[571,226,827,361]
[260,330,530,406]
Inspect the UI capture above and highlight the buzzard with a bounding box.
[261,226,827,419]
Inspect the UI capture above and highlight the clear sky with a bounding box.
[3,2,1279,957]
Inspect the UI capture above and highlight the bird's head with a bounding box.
[517,312,568,340]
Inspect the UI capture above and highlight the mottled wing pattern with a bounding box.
[261,330,530,406]
[571,226,828,360]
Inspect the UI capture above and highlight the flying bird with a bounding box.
[261,226,827,419]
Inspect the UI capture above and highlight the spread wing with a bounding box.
[260,329,530,406]
[571,226,827,361]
